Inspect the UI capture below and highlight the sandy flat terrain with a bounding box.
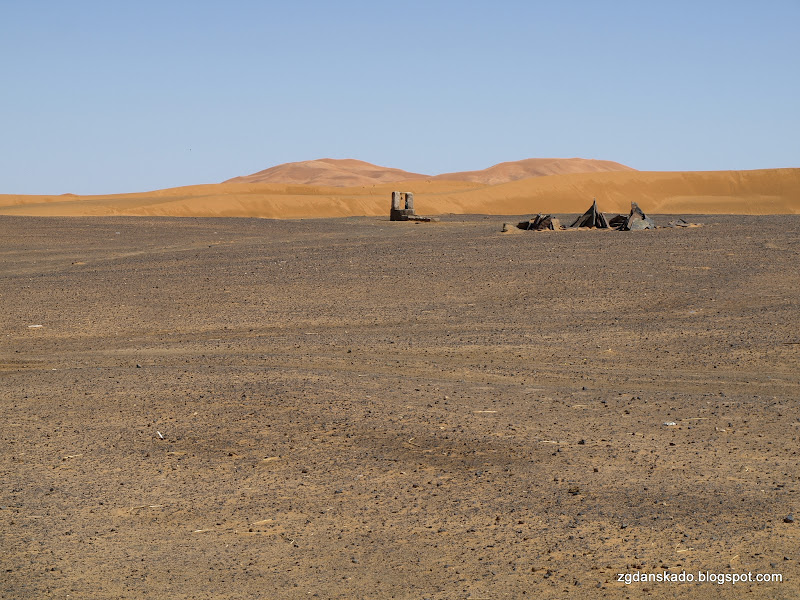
[1,214,798,599]
[1,168,798,219]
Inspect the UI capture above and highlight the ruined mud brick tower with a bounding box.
[390,191,416,221]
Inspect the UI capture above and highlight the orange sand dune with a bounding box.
[434,158,635,184]
[422,168,800,216]
[224,157,634,187]
[1,169,798,218]
[224,158,429,186]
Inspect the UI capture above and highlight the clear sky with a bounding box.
[1,0,798,195]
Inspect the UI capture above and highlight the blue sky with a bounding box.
[1,0,798,194]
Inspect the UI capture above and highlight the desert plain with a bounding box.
[1,160,800,599]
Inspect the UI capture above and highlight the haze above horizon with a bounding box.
[2,0,798,195]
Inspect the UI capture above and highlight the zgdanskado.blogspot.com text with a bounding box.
[618,571,783,586]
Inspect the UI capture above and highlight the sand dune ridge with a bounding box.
[1,165,798,218]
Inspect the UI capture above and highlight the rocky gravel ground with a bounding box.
[1,214,798,599]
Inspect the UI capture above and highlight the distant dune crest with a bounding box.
[433,158,636,185]
[224,159,428,187]
[224,157,635,187]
